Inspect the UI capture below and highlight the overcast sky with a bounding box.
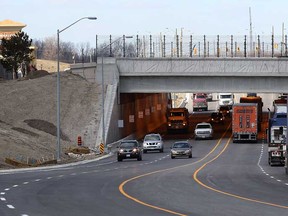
[2,0,288,45]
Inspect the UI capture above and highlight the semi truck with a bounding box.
[193,93,208,111]
[239,95,263,131]
[232,103,258,143]
[167,107,189,133]
[267,112,287,166]
[266,97,287,166]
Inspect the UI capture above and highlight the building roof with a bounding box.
[0,19,26,28]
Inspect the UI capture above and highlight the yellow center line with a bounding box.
[118,125,232,215]
[193,132,288,209]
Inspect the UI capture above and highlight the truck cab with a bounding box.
[167,108,189,133]
[217,93,234,109]
[193,93,208,111]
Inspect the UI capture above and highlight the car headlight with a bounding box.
[119,149,124,153]
[185,150,191,154]
[171,150,177,154]
[132,148,138,153]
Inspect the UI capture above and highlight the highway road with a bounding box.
[1,111,288,216]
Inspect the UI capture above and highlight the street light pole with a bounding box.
[100,36,133,151]
[56,16,97,161]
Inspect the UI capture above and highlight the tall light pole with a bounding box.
[100,36,133,151]
[57,16,97,161]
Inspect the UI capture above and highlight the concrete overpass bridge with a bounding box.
[72,57,288,93]
[70,57,288,147]
[117,57,288,93]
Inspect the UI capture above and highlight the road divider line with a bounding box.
[118,124,232,215]
[193,136,288,209]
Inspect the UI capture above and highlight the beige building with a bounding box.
[0,19,26,39]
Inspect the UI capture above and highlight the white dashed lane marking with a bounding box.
[0,155,169,215]
[258,144,288,186]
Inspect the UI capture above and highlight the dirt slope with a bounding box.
[0,70,101,169]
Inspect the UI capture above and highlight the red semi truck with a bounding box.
[232,103,258,143]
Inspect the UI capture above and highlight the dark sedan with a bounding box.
[170,141,192,159]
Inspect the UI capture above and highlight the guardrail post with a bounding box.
[244,35,247,57]
[149,35,153,58]
[231,35,233,57]
[257,35,261,57]
[204,35,206,58]
[217,35,220,57]
[163,35,166,57]
[136,35,139,57]
[272,34,274,57]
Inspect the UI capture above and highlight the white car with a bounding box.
[194,122,213,140]
[143,133,164,153]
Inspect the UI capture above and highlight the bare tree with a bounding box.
[42,36,57,61]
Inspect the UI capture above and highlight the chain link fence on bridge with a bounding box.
[34,34,288,65]
[94,34,288,60]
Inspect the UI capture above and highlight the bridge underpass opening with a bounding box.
[118,92,281,139]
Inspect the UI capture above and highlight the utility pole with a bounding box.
[249,7,253,56]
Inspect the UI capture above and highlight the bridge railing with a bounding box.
[95,34,288,59]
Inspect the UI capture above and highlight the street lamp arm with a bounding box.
[58,17,97,34]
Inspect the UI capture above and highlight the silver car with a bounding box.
[194,122,213,140]
[170,141,192,159]
[143,133,164,153]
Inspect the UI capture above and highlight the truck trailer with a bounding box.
[239,95,263,132]
[232,103,258,143]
